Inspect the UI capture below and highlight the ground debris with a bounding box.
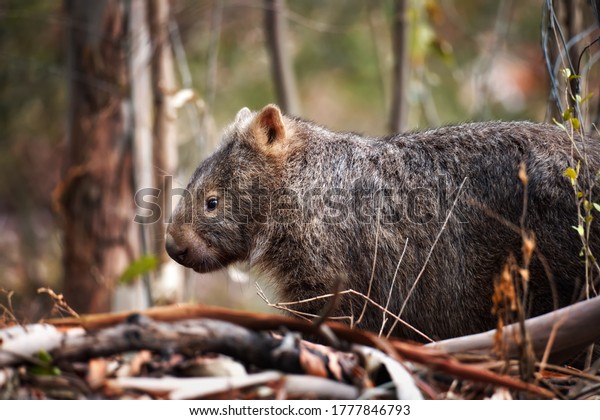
[0,303,597,400]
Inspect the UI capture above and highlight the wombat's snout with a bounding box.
[165,227,217,272]
[165,232,188,264]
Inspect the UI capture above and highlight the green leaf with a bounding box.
[577,191,584,198]
[562,108,573,121]
[561,68,572,79]
[564,167,577,181]
[573,225,585,236]
[28,351,61,376]
[586,215,594,224]
[571,117,581,130]
[29,365,61,376]
[36,350,53,364]
[578,92,594,104]
[593,202,600,212]
[119,254,159,285]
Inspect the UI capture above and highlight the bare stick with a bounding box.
[357,202,382,326]
[256,283,353,323]
[379,238,409,337]
[537,317,565,380]
[265,288,432,342]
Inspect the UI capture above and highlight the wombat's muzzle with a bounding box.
[165,232,188,265]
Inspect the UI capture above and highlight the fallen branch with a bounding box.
[0,323,85,365]
[43,303,403,361]
[110,372,361,399]
[26,316,359,385]
[428,295,600,363]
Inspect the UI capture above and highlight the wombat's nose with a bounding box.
[165,233,188,264]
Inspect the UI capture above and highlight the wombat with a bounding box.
[166,104,600,342]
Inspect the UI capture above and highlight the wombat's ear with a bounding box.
[235,107,252,124]
[251,104,286,146]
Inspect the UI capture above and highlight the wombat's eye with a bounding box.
[206,197,218,211]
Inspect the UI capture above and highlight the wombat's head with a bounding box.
[165,104,292,272]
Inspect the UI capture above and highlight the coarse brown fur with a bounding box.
[166,104,600,342]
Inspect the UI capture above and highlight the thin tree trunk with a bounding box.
[389,0,409,133]
[206,0,223,110]
[148,0,177,262]
[592,1,600,127]
[264,0,300,115]
[111,0,155,311]
[148,0,185,303]
[564,0,583,121]
[61,0,139,313]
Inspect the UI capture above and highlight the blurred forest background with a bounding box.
[1,0,599,321]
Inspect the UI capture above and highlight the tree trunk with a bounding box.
[389,0,409,133]
[264,0,300,115]
[61,0,140,313]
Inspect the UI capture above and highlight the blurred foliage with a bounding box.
[119,255,160,285]
[0,0,552,316]
[174,0,548,134]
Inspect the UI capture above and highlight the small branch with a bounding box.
[390,339,554,398]
[380,238,409,337]
[265,288,433,342]
[37,287,79,319]
[357,202,382,326]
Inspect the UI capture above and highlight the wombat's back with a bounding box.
[263,120,600,340]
